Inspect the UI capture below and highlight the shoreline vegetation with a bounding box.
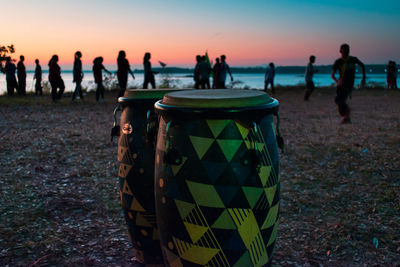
[0,87,398,266]
[18,64,396,74]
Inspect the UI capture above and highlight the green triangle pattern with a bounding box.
[267,223,279,246]
[186,180,225,208]
[212,209,237,229]
[189,136,214,159]
[265,185,277,206]
[171,156,188,176]
[175,199,195,220]
[206,119,230,138]
[216,139,243,163]
[242,186,264,208]
[261,204,279,230]
[183,222,209,243]
[233,251,252,266]
[235,121,250,140]
[259,166,271,187]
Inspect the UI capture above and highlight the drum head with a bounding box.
[161,89,274,108]
[119,89,189,103]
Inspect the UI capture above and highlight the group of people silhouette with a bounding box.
[193,54,233,89]
[1,51,157,102]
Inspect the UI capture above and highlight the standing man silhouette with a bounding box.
[304,55,318,101]
[217,55,233,88]
[4,57,18,96]
[17,55,26,95]
[331,43,366,124]
[143,52,156,89]
[34,59,42,96]
[264,62,275,95]
[117,50,135,98]
[72,51,84,101]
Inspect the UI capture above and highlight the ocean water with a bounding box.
[0,71,390,95]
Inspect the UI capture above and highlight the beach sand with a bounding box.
[0,87,399,266]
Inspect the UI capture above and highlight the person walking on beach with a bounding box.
[194,55,201,89]
[264,62,275,95]
[217,55,233,88]
[386,61,397,89]
[198,56,211,89]
[48,55,65,101]
[33,59,42,96]
[143,52,156,89]
[304,55,318,101]
[17,55,26,95]
[331,43,366,124]
[212,57,220,89]
[117,50,135,98]
[93,56,111,102]
[4,57,18,96]
[72,51,84,101]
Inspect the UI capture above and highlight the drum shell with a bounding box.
[154,109,280,266]
[117,99,162,264]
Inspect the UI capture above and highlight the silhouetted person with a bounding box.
[48,55,65,101]
[93,56,111,102]
[143,52,156,89]
[198,56,211,89]
[387,60,397,89]
[72,51,84,101]
[4,57,18,96]
[217,55,233,88]
[212,58,220,89]
[117,50,135,98]
[194,55,201,89]
[264,62,275,94]
[17,55,26,95]
[331,43,366,124]
[33,59,42,96]
[304,55,318,101]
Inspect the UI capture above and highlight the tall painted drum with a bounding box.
[154,89,281,266]
[116,89,186,264]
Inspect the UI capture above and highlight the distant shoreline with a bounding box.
[19,64,397,75]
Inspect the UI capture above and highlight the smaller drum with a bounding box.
[116,89,187,264]
[154,89,281,266]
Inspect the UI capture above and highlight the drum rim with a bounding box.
[154,97,279,114]
[118,89,191,103]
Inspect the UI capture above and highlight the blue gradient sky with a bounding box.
[3,0,399,67]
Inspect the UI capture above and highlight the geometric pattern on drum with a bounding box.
[161,119,280,266]
[118,133,161,263]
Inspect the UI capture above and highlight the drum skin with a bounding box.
[154,90,280,266]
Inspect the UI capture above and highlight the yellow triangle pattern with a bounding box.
[130,198,146,212]
[264,185,277,206]
[171,156,188,176]
[261,204,279,230]
[173,237,220,265]
[136,213,152,227]
[235,121,250,140]
[189,136,214,159]
[122,180,133,195]
[206,119,230,138]
[228,209,259,249]
[174,199,195,220]
[259,166,271,187]
[183,222,209,243]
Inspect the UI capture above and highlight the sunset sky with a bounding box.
[3,0,400,69]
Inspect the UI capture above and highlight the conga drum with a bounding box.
[116,89,187,264]
[154,89,281,266]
